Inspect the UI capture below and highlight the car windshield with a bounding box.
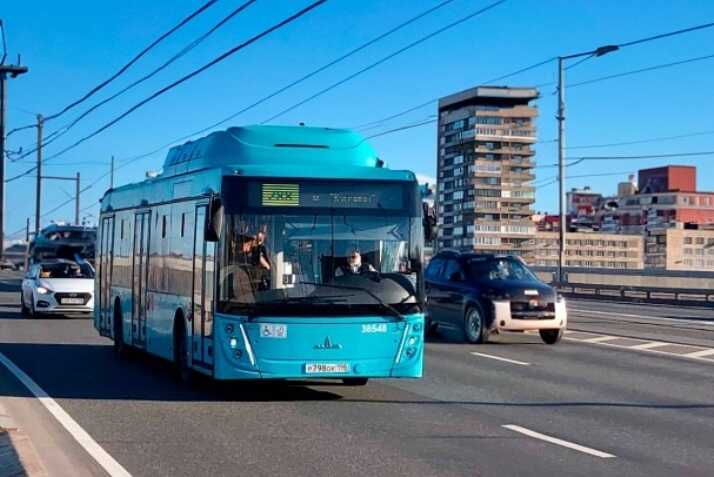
[39,262,95,279]
[218,212,422,315]
[467,257,539,283]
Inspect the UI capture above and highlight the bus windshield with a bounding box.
[218,210,423,316]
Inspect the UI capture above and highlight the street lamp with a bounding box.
[556,45,619,284]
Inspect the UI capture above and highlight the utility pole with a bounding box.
[110,155,114,189]
[25,217,29,241]
[557,57,565,285]
[75,172,80,225]
[556,44,619,285]
[0,61,29,258]
[35,114,42,234]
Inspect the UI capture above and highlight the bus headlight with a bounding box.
[229,337,238,349]
[225,324,234,334]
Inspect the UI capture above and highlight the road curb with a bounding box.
[0,402,47,477]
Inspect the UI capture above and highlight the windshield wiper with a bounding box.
[300,281,406,321]
[276,295,352,305]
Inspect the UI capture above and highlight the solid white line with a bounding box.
[503,424,616,459]
[0,351,132,477]
[470,352,530,366]
[569,308,714,326]
[685,349,714,358]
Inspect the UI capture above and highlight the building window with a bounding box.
[161,215,168,239]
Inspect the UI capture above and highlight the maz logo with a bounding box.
[314,337,342,350]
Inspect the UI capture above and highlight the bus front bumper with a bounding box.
[212,314,424,381]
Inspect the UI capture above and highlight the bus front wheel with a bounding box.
[342,378,368,386]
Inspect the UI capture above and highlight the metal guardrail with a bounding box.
[532,267,714,306]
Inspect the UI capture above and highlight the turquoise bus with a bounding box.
[94,125,426,385]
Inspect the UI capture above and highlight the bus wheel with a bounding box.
[113,301,128,358]
[342,378,368,386]
[173,319,193,384]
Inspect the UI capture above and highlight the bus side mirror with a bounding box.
[422,202,436,242]
[205,195,223,242]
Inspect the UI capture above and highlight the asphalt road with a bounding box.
[1,270,713,477]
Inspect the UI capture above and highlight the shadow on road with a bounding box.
[0,342,342,403]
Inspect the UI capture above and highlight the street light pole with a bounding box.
[556,44,619,285]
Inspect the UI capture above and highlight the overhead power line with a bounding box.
[353,20,714,131]
[536,150,714,169]
[566,130,714,150]
[5,0,329,183]
[261,0,509,124]
[37,0,258,152]
[618,21,714,47]
[569,52,714,88]
[44,0,218,123]
[161,0,459,144]
[352,56,555,131]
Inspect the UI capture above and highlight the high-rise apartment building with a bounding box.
[436,86,538,260]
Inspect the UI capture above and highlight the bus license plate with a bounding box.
[305,363,348,374]
[61,298,84,305]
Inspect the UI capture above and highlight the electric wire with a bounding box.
[4,0,329,183]
[261,0,508,124]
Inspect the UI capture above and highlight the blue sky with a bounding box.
[2,0,714,238]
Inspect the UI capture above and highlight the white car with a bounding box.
[21,260,95,316]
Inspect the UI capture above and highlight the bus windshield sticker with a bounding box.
[260,323,288,339]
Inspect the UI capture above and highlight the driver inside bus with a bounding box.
[335,249,375,277]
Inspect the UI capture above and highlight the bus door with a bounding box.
[132,211,151,347]
[192,205,214,368]
[98,216,115,335]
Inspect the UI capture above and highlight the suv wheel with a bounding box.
[540,329,563,345]
[464,306,488,344]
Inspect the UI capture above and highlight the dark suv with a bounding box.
[425,251,567,344]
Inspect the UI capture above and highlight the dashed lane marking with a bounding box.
[503,425,616,459]
[470,352,531,366]
[0,351,132,477]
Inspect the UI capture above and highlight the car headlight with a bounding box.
[37,286,51,294]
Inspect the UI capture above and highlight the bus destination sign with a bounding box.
[258,182,403,209]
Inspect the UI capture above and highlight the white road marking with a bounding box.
[503,424,616,459]
[629,342,669,350]
[564,336,714,363]
[583,336,619,343]
[0,351,132,477]
[470,352,530,366]
[569,307,714,326]
[685,349,714,358]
